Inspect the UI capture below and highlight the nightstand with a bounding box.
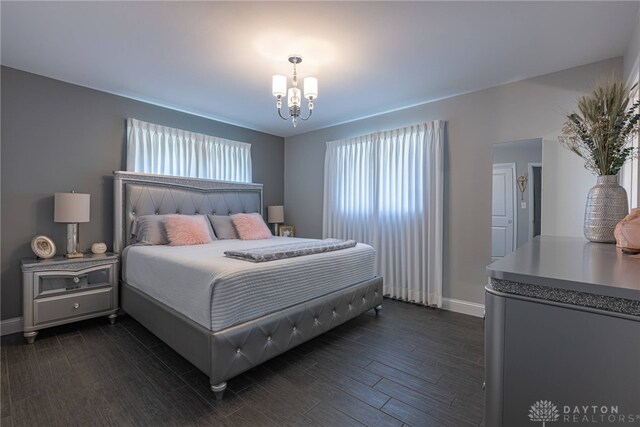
[21,252,119,343]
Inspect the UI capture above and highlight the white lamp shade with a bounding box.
[304,77,318,99]
[267,205,284,223]
[287,87,301,108]
[272,75,287,97]
[54,192,90,223]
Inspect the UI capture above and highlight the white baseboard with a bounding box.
[441,298,485,318]
[1,317,22,336]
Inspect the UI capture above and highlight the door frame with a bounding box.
[493,162,518,254]
[528,162,542,239]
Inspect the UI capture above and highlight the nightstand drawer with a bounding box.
[34,265,112,298]
[34,288,113,325]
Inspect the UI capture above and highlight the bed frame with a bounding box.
[113,171,383,400]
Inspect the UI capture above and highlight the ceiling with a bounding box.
[2,2,639,138]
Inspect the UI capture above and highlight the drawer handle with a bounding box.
[73,277,80,284]
[73,303,80,309]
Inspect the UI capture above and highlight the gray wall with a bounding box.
[623,9,640,209]
[624,8,640,85]
[284,57,622,306]
[541,129,602,238]
[1,66,284,320]
[493,138,542,248]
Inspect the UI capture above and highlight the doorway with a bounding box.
[492,163,517,261]
[492,138,543,261]
[528,163,542,239]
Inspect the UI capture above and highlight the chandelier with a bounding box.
[272,55,318,127]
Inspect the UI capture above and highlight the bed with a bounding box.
[113,171,383,400]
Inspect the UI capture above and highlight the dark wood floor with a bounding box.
[1,299,484,427]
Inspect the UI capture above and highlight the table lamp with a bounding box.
[54,192,90,258]
[267,205,284,235]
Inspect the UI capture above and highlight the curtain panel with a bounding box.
[126,118,252,183]
[323,121,445,306]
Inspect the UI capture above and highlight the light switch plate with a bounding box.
[521,201,527,209]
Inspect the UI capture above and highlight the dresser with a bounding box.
[21,253,119,343]
[485,236,640,426]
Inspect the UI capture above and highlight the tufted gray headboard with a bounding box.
[113,171,263,254]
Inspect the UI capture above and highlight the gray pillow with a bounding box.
[207,215,239,239]
[131,215,169,245]
[133,214,217,244]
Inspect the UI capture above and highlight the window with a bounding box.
[325,125,431,215]
[323,121,445,306]
[126,118,252,183]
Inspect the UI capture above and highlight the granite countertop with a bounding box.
[486,236,640,316]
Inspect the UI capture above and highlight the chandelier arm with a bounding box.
[298,108,313,121]
[277,107,291,120]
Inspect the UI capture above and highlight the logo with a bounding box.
[529,400,560,426]
[528,400,640,424]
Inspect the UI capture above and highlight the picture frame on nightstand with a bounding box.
[30,235,57,259]
[278,225,295,237]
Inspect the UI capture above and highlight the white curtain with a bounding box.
[323,121,444,306]
[126,118,252,182]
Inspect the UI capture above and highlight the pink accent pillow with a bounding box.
[615,208,640,253]
[165,215,214,246]
[231,213,272,240]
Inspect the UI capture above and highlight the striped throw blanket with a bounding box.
[225,238,357,262]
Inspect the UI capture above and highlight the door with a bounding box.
[492,163,516,261]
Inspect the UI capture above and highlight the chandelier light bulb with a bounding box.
[288,87,301,108]
[272,75,287,97]
[303,77,318,100]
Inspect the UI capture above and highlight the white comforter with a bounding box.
[122,237,375,331]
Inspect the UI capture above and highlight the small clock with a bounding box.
[30,235,56,259]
